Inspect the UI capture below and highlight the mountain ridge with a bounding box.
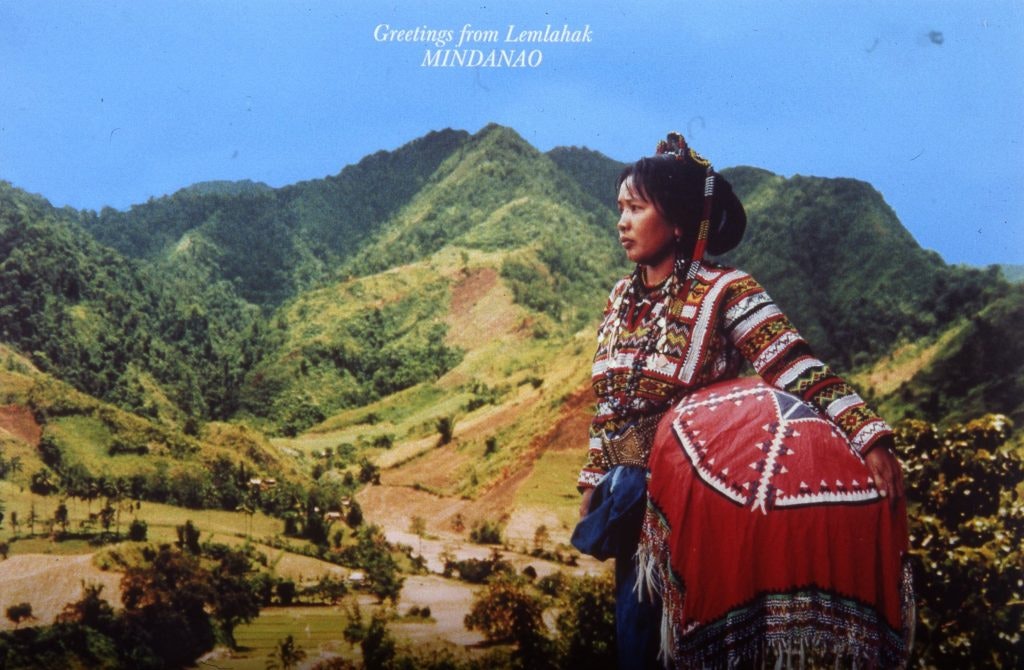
[1,123,1016,433]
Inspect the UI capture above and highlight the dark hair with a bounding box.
[618,156,746,256]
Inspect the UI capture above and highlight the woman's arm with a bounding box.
[722,273,903,501]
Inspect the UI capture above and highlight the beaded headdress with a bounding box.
[655,131,715,266]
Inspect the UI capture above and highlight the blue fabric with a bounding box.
[570,466,647,560]
[616,549,662,670]
[572,466,662,668]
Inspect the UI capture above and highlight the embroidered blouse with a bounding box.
[577,263,892,490]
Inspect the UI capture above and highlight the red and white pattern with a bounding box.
[638,377,913,668]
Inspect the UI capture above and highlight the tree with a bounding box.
[30,467,58,495]
[464,573,545,643]
[895,415,1023,668]
[532,524,550,554]
[54,500,69,534]
[357,459,380,486]
[210,549,262,649]
[464,574,553,669]
[128,518,148,541]
[275,579,297,605]
[347,525,403,603]
[6,602,34,628]
[306,574,348,605]
[360,610,396,670]
[120,544,217,667]
[554,573,617,669]
[345,500,363,528]
[436,416,455,445]
[57,582,117,633]
[176,520,202,554]
[266,634,306,670]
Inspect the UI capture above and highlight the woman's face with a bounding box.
[616,177,680,273]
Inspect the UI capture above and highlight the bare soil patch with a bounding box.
[445,267,521,349]
[0,554,122,629]
[0,404,41,446]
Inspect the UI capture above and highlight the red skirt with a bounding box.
[638,377,913,668]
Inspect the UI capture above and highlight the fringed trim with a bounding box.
[636,502,679,667]
[900,556,916,665]
[635,502,914,670]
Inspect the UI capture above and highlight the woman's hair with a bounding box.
[617,153,746,257]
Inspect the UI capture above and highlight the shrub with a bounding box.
[895,414,1022,668]
[127,519,148,541]
[469,519,503,545]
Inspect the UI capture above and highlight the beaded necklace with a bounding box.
[598,255,700,415]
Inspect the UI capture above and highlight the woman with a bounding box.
[572,133,912,669]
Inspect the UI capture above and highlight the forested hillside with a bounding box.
[0,183,259,421]
[83,129,471,306]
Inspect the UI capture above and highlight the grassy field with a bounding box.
[513,449,585,531]
[0,481,284,551]
[211,604,363,669]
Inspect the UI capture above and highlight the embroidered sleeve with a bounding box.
[578,429,609,491]
[722,274,892,455]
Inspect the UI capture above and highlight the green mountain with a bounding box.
[859,285,1024,425]
[1,125,1019,670]
[720,167,1006,368]
[0,182,259,421]
[83,129,471,306]
[239,125,626,429]
[2,124,1017,433]
[546,145,626,211]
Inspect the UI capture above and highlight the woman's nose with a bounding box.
[617,213,628,231]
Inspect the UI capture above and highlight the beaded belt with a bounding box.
[601,412,665,468]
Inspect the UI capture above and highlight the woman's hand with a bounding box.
[864,436,904,508]
[579,488,595,519]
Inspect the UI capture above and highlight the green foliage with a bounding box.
[545,146,626,212]
[242,273,463,430]
[464,573,555,669]
[469,518,504,545]
[176,520,202,554]
[895,415,1022,668]
[501,256,563,319]
[554,573,617,670]
[340,524,404,603]
[444,548,513,584]
[360,610,397,670]
[721,169,1009,369]
[128,519,148,541]
[266,634,307,670]
[0,622,121,670]
[0,182,260,422]
[437,416,456,445]
[884,287,1024,424]
[5,602,33,628]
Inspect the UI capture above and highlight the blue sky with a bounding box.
[1,0,1021,265]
